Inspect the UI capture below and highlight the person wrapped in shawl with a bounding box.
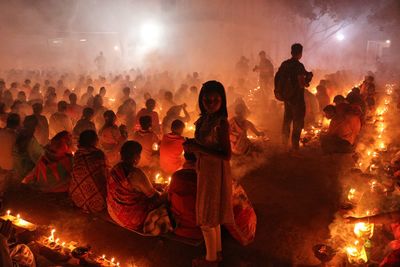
[107,141,163,231]
[99,110,125,166]
[70,130,108,213]
[22,131,73,192]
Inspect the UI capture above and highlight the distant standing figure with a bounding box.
[94,51,106,73]
[253,51,274,100]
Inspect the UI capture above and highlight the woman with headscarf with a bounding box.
[107,141,162,231]
[69,130,108,213]
[22,131,73,192]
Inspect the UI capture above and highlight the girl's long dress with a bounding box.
[195,116,234,226]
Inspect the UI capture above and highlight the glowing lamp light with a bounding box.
[79,39,87,42]
[140,21,162,47]
[386,40,391,44]
[114,45,120,51]
[336,33,345,41]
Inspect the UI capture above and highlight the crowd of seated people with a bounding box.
[0,71,263,267]
[319,75,376,154]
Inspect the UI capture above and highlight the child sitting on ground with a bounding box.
[160,119,186,175]
[133,116,159,169]
[229,103,265,155]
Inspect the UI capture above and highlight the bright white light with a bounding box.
[386,40,391,44]
[79,39,87,42]
[140,21,162,47]
[114,45,119,51]
[336,33,345,41]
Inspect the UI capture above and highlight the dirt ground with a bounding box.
[4,139,351,267]
[2,106,355,267]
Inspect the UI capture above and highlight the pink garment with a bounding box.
[160,133,185,174]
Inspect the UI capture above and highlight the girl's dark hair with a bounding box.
[79,130,98,147]
[120,140,142,162]
[198,80,228,118]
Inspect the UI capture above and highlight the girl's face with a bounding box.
[202,91,222,114]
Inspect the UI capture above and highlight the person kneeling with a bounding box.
[320,105,361,154]
[107,141,163,231]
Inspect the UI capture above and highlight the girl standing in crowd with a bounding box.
[185,81,234,267]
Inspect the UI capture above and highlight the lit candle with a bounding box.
[152,143,159,151]
[49,229,56,242]
[6,210,10,217]
[354,222,374,239]
[347,188,356,201]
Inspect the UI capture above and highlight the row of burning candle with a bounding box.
[1,210,37,231]
[42,228,122,266]
[343,84,395,264]
[1,210,123,266]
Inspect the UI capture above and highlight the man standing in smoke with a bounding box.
[275,43,312,154]
[253,50,274,100]
[94,51,106,74]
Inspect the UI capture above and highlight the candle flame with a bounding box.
[347,188,356,201]
[345,245,368,264]
[6,210,10,216]
[354,222,374,238]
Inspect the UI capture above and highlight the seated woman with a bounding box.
[73,107,96,145]
[69,130,108,213]
[320,104,361,154]
[22,131,73,192]
[229,103,264,155]
[132,116,159,169]
[116,99,136,133]
[107,141,162,231]
[99,110,125,166]
[160,119,185,175]
[13,116,44,181]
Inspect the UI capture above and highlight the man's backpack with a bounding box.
[274,61,296,102]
